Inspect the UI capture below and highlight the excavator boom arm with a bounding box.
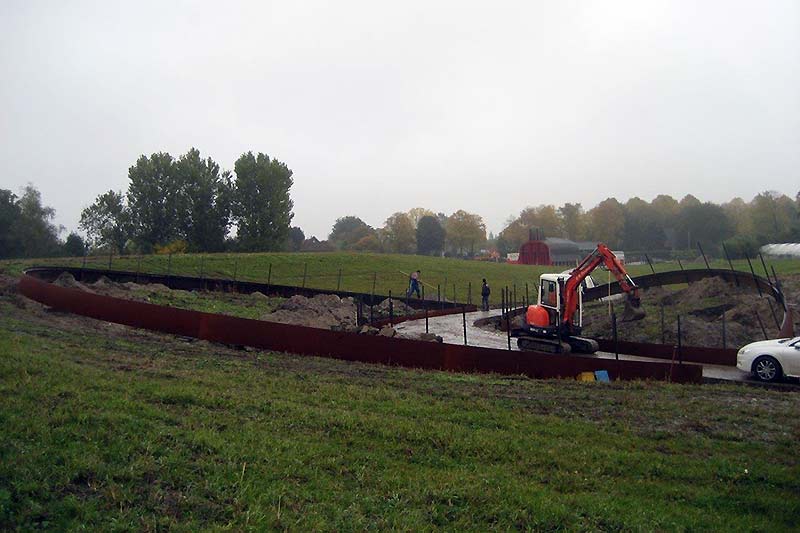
[562,244,639,326]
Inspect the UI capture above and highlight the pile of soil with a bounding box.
[370,298,416,318]
[581,275,794,348]
[53,272,94,293]
[262,294,358,331]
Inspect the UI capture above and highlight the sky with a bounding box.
[1,0,798,240]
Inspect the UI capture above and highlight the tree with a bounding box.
[407,207,435,228]
[329,216,375,249]
[446,210,486,256]
[558,203,586,241]
[622,197,665,250]
[79,190,132,254]
[748,191,798,244]
[416,215,445,256]
[351,234,383,252]
[0,189,22,258]
[176,148,232,252]
[676,201,734,252]
[650,194,680,249]
[126,152,181,251]
[232,151,294,251]
[382,212,416,254]
[286,227,305,251]
[586,198,625,247]
[14,185,62,258]
[497,205,563,254]
[63,233,86,257]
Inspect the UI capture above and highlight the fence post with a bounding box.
[758,253,772,283]
[389,290,394,326]
[462,306,467,345]
[108,250,113,270]
[721,243,739,287]
[677,315,682,364]
[372,272,377,297]
[644,254,656,275]
[267,263,272,286]
[767,299,780,329]
[452,283,456,305]
[302,263,307,289]
[437,284,442,310]
[167,253,172,285]
[677,258,691,285]
[754,310,768,340]
[200,256,205,281]
[525,283,529,307]
[337,268,342,292]
[468,281,472,305]
[136,255,141,284]
[612,311,619,361]
[721,309,726,349]
[506,297,512,350]
[660,303,665,345]
[744,253,762,297]
[233,258,238,283]
[513,284,517,311]
[697,241,711,270]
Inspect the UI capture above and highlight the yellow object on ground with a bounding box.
[577,372,596,382]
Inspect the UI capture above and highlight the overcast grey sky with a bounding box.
[2,0,798,239]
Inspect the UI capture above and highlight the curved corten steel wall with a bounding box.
[18,270,701,383]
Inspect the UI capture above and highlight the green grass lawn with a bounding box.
[2,251,798,306]
[1,287,799,531]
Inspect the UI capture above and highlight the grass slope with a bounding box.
[2,252,799,306]
[1,289,799,530]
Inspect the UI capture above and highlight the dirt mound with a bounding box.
[261,294,357,331]
[53,272,94,293]
[371,298,415,318]
[582,274,793,348]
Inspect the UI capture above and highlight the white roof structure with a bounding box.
[760,243,800,258]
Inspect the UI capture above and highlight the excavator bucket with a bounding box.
[620,293,646,322]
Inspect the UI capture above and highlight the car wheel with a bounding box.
[752,355,782,383]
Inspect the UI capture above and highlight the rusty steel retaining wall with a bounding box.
[30,265,463,311]
[17,270,702,383]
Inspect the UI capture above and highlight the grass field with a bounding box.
[2,251,799,306]
[1,280,799,531]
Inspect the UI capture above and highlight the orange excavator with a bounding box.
[513,243,645,353]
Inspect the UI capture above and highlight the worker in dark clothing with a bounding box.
[481,278,491,311]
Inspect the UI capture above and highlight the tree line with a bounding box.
[495,193,800,258]
[325,191,800,259]
[324,208,485,257]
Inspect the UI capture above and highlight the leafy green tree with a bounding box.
[79,190,132,254]
[63,233,86,257]
[407,207,435,228]
[416,215,445,256]
[14,185,62,258]
[586,198,625,248]
[286,227,305,251]
[0,189,22,258]
[232,152,294,251]
[557,203,586,241]
[446,210,486,256]
[676,201,734,252]
[623,197,665,250]
[749,191,798,243]
[176,148,232,252]
[126,152,182,251]
[329,216,375,249]
[382,212,416,254]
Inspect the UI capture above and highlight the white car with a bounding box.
[737,337,800,382]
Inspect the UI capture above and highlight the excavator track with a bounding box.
[516,336,572,354]
[565,336,599,354]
